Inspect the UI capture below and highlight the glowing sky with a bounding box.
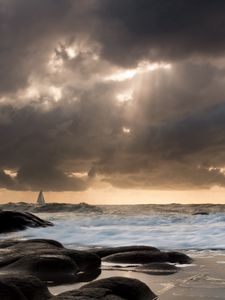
[1,0,225,204]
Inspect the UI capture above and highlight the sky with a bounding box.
[1,0,225,204]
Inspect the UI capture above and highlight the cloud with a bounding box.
[1,0,225,191]
[97,0,225,66]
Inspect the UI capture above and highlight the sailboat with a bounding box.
[37,190,45,206]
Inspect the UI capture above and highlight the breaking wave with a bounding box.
[1,204,225,250]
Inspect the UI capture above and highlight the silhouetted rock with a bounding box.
[0,280,26,300]
[50,277,156,300]
[193,211,209,215]
[82,277,156,300]
[103,250,192,265]
[63,249,101,271]
[3,254,79,284]
[103,251,169,264]
[0,275,51,300]
[91,246,160,258]
[166,251,192,264]
[136,262,178,275]
[0,239,101,285]
[50,288,124,300]
[0,211,53,233]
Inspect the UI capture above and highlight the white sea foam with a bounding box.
[2,206,225,250]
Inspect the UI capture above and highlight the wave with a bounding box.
[0,202,102,213]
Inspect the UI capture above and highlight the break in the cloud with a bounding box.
[1,0,225,191]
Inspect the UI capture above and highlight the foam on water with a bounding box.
[3,205,225,250]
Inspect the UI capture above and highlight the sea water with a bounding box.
[2,205,225,250]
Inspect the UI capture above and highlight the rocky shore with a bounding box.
[1,210,224,300]
[0,208,193,300]
[0,236,194,300]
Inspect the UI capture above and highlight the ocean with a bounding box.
[2,204,225,250]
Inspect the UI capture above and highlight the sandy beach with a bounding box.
[50,251,225,300]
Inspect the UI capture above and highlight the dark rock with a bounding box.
[15,239,64,249]
[0,275,51,300]
[50,277,156,300]
[166,251,192,264]
[103,250,192,265]
[136,262,178,275]
[103,251,169,264]
[50,287,125,300]
[0,280,26,300]
[3,254,79,284]
[0,239,101,285]
[81,277,157,300]
[91,246,160,258]
[76,268,102,283]
[63,249,101,271]
[0,211,53,233]
[193,211,209,215]
[1,275,51,300]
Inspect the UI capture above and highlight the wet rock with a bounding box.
[0,280,26,300]
[63,249,101,271]
[76,268,102,283]
[0,239,101,285]
[103,250,192,265]
[91,246,160,258]
[50,287,124,300]
[3,254,79,284]
[81,277,157,300]
[103,251,169,264]
[50,277,156,300]
[136,262,178,275]
[0,211,53,233]
[167,251,192,264]
[193,211,209,215]
[0,275,51,300]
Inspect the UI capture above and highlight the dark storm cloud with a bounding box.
[97,0,225,66]
[1,0,225,191]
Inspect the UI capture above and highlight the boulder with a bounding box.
[81,277,156,300]
[0,211,53,233]
[91,246,159,258]
[0,275,51,300]
[0,239,101,285]
[166,251,192,264]
[50,287,124,300]
[103,251,169,264]
[3,254,79,284]
[103,250,192,265]
[50,277,156,300]
[135,262,178,275]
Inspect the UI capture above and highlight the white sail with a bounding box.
[37,190,45,206]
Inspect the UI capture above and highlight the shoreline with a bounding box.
[50,250,225,299]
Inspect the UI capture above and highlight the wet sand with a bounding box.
[50,251,225,299]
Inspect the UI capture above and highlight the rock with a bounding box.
[63,249,101,271]
[103,250,192,265]
[0,275,51,300]
[167,251,192,264]
[103,251,169,264]
[193,211,209,215]
[0,211,53,233]
[81,277,157,300]
[50,288,124,300]
[0,239,101,285]
[91,246,160,258]
[3,254,79,284]
[135,262,178,275]
[50,277,156,300]
[15,239,64,249]
[0,280,26,300]
[76,268,102,283]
